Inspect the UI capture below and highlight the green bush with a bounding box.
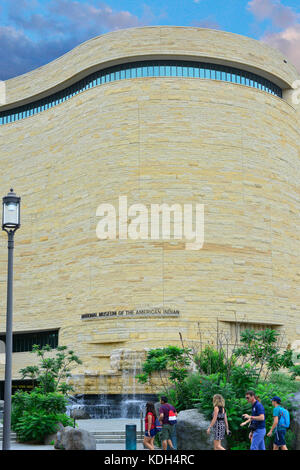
[166,368,300,449]
[13,410,73,443]
[139,332,300,449]
[230,441,249,451]
[11,390,72,443]
[194,346,228,375]
[192,371,252,443]
[289,365,300,380]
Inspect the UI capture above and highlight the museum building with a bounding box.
[0,27,300,413]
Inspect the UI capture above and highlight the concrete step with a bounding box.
[1,430,145,444]
[86,430,144,444]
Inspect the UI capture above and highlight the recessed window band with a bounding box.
[0,60,282,125]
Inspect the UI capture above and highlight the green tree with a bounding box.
[234,329,294,382]
[137,346,191,396]
[19,344,82,394]
[194,345,228,375]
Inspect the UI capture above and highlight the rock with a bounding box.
[55,426,96,450]
[290,391,300,450]
[44,432,58,445]
[53,423,65,449]
[176,409,215,450]
[69,407,90,419]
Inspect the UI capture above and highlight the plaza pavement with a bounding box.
[1,419,146,450]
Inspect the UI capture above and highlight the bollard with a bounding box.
[126,424,137,450]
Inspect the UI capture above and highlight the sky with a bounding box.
[0,0,300,80]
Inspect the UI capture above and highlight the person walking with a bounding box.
[243,390,266,450]
[143,402,157,450]
[159,396,177,450]
[267,396,289,450]
[207,394,230,450]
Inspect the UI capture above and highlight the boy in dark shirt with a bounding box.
[159,396,177,450]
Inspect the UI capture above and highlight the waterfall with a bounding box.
[65,349,157,419]
[120,350,145,418]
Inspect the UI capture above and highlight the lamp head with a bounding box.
[2,188,21,231]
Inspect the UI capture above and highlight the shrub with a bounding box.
[13,410,73,443]
[11,390,72,443]
[189,369,299,449]
[137,346,191,396]
[192,372,252,442]
[194,346,228,375]
[289,365,300,380]
[234,329,295,382]
[148,332,300,449]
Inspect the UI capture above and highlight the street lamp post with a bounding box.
[2,189,21,450]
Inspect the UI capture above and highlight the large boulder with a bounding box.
[290,391,300,450]
[176,409,216,450]
[55,425,96,450]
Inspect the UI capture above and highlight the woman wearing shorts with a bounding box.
[144,402,157,450]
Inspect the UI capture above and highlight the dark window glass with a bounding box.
[0,330,59,353]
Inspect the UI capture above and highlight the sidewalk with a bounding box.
[1,419,146,450]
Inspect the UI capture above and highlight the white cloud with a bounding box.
[247,0,298,28]
[247,0,300,72]
[0,1,152,79]
[263,25,300,71]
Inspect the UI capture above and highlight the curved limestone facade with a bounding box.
[0,27,300,399]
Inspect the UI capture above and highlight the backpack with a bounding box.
[278,407,290,429]
[154,418,162,433]
[166,404,177,425]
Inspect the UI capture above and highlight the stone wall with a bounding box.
[3,27,298,106]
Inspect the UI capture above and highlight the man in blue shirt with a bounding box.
[267,396,288,450]
[243,390,266,450]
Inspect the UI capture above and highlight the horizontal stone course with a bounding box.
[1,26,299,107]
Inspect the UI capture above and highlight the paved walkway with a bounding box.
[1,419,146,450]
[6,442,145,450]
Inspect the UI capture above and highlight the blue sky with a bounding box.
[1,0,300,80]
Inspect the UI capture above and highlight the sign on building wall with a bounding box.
[81,308,180,320]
